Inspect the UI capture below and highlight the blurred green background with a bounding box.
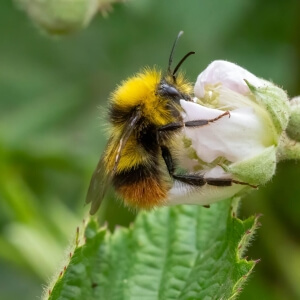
[1,0,300,299]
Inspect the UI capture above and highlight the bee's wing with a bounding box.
[85,148,112,215]
[86,110,142,215]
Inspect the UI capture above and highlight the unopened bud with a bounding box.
[14,0,121,35]
[286,96,300,142]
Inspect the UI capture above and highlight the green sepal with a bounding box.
[222,146,276,185]
[245,80,290,134]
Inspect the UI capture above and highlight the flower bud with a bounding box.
[167,60,291,206]
[277,132,300,162]
[14,0,120,35]
[286,96,300,142]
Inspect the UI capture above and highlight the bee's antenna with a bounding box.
[173,51,195,76]
[168,31,184,74]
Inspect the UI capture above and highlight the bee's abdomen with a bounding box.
[113,164,169,209]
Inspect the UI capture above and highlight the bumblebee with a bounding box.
[86,32,249,214]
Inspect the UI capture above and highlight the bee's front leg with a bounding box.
[158,110,230,132]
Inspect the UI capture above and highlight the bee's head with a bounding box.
[109,32,194,127]
[156,77,192,104]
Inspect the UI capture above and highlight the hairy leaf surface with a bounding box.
[46,199,259,300]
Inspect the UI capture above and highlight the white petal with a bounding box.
[194,60,265,98]
[167,180,245,206]
[180,100,271,163]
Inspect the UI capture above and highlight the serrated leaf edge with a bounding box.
[44,203,261,300]
[229,213,261,300]
[42,218,108,300]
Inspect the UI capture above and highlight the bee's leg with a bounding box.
[160,145,176,175]
[160,144,257,189]
[158,111,230,132]
[172,174,257,188]
[184,111,230,128]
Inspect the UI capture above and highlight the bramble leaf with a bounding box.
[45,199,260,300]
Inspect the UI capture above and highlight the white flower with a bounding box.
[194,60,265,98]
[167,60,291,206]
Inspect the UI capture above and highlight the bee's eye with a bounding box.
[159,83,182,98]
[165,86,181,97]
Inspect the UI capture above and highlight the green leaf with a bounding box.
[45,199,259,300]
